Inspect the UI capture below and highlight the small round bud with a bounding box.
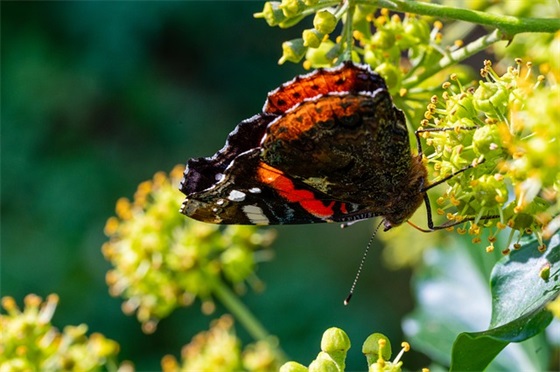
[309,352,338,372]
[279,38,307,64]
[313,10,338,35]
[321,327,351,353]
[254,2,287,27]
[473,124,504,159]
[302,28,325,48]
[280,0,305,17]
[473,82,508,117]
[280,361,309,372]
[305,39,337,67]
[375,62,402,93]
[371,29,396,50]
[471,174,509,207]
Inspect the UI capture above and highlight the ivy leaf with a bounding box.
[490,232,560,327]
[450,231,560,371]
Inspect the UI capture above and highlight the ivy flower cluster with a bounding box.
[103,165,276,333]
[279,328,420,372]
[161,315,280,371]
[420,59,559,252]
[255,2,446,95]
[0,294,123,371]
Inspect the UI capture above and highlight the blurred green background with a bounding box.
[2,2,426,369]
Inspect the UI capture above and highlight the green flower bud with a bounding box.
[321,327,351,371]
[371,29,396,50]
[309,352,339,372]
[280,0,305,17]
[362,333,392,367]
[320,327,350,370]
[375,62,402,94]
[446,95,477,122]
[403,18,430,45]
[321,327,351,354]
[305,39,337,68]
[280,361,309,372]
[313,10,338,35]
[473,124,505,159]
[364,48,381,68]
[472,174,508,207]
[279,38,307,64]
[303,28,324,48]
[254,2,287,27]
[473,81,508,117]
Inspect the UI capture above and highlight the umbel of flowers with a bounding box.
[0,294,123,370]
[420,59,559,252]
[103,166,276,333]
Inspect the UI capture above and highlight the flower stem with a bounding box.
[370,0,560,36]
[210,275,289,363]
[402,29,503,89]
[339,0,354,62]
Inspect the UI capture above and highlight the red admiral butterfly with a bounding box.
[180,62,431,231]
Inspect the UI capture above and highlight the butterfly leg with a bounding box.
[410,126,499,231]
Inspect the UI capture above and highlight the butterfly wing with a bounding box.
[181,148,378,225]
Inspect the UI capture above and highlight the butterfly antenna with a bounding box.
[344,220,385,306]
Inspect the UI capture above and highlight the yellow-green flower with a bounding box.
[362,333,419,372]
[0,294,122,371]
[421,60,559,251]
[161,315,280,372]
[103,166,276,332]
[280,327,351,372]
[279,329,422,372]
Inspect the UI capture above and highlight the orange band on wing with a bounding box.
[257,162,336,219]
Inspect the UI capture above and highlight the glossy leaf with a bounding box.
[403,235,554,370]
[450,232,559,371]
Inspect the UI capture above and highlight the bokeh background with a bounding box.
[2,2,432,369]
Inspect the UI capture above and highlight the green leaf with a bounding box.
[490,233,560,327]
[402,243,496,366]
[450,310,552,371]
[450,232,559,371]
[403,234,555,370]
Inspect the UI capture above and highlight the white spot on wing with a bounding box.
[228,190,246,202]
[249,187,261,194]
[242,205,270,225]
[215,173,225,181]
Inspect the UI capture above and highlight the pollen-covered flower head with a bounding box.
[0,294,122,370]
[421,59,559,252]
[103,166,276,333]
[161,315,281,372]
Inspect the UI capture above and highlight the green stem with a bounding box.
[402,29,503,89]
[370,0,560,36]
[210,275,289,363]
[338,0,353,61]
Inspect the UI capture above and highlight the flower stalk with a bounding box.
[207,273,289,363]
[372,0,560,35]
